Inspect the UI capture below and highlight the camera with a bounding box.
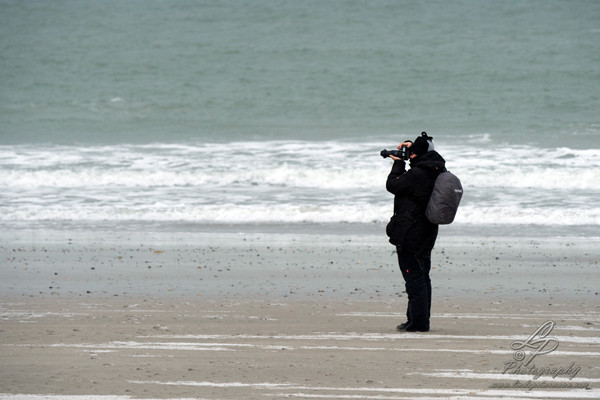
[380,145,411,160]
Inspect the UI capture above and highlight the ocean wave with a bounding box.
[1,203,599,226]
[0,166,387,189]
[1,163,597,191]
[1,140,598,227]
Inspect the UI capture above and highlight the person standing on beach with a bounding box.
[386,132,446,332]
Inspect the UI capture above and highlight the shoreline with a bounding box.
[1,226,599,301]
[2,220,600,239]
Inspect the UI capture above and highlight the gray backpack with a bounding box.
[425,171,463,224]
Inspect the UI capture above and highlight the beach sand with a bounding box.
[1,228,599,399]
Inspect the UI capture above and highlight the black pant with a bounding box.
[397,248,431,330]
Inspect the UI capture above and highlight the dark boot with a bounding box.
[396,321,410,331]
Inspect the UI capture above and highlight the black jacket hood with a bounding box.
[410,150,446,172]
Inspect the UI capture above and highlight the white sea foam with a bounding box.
[126,380,600,398]
[3,202,600,226]
[1,141,598,227]
[11,341,598,358]
[411,371,600,383]
[146,332,600,345]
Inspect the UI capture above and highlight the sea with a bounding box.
[1,0,599,238]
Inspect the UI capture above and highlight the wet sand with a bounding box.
[1,229,599,399]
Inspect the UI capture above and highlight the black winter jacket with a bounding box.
[386,151,446,256]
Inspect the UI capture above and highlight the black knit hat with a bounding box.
[412,132,433,156]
